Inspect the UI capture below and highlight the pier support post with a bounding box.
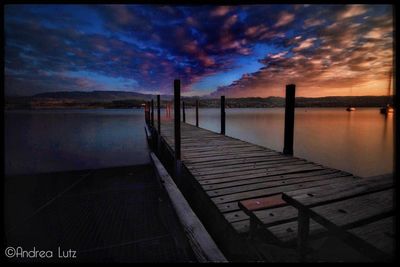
[196,99,199,127]
[221,96,225,135]
[166,103,169,118]
[182,101,186,123]
[157,95,161,154]
[157,95,161,134]
[144,102,148,124]
[151,99,154,127]
[147,101,151,125]
[174,80,181,180]
[283,84,295,155]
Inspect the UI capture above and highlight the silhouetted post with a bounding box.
[221,96,225,135]
[182,101,186,123]
[151,99,154,126]
[283,84,296,155]
[144,103,148,123]
[147,101,151,125]
[174,80,182,181]
[196,99,199,127]
[174,80,181,161]
[157,95,161,134]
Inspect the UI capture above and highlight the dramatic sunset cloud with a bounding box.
[4,4,393,97]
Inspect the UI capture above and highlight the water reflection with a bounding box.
[5,109,150,175]
[185,108,393,177]
[5,107,393,178]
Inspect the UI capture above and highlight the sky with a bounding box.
[4,4,394,98]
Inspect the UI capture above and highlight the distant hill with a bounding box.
[4,91,394,109]
[32,90,173,102]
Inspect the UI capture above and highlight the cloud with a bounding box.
[274,11,295,27]
[337,5,368,20]
[303,18,324,28]
[4,4,393,98]
[293,37,317,52]
[210,6,231,17]
[211,6,393,98]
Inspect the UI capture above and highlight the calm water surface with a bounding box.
[5,108,394,177]
[5,109,149,175]
[184,108,394,177]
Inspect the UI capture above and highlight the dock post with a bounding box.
[182,101,186,123]
[157,95,161,154]
[147,101,151,125]
[196,99,199,127]
[283,84,295,155]
[157,95,161,134]
[174,80,182,180]
[151,99,154,127]
[221,96,225,135]
[144,103,148,124]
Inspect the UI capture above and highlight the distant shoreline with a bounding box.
[5,93,394,110]
[4,106,392,111]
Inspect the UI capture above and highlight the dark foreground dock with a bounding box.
[149,120,394,262]
[4,165,196,262]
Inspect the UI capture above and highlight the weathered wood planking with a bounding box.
[276,174,394,261]
[155,121,373,260]
[150,152,227,262]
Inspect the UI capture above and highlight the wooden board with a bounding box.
[154,121,392,261]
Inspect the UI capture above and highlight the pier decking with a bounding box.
[152,120,394,262]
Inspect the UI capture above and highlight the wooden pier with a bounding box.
[146,82,394,262]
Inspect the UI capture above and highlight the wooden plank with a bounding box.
[192,159,306,177]
[201,169,344,191]
[266,190,394,250]
[212,175,358,205]
[254,205,299,227]
[309,188,394,230]
[282,175,393,208]
[239,194,286,213]
[150,152,227,262]
[205,171,351,197]
[224,210,249,223]
[183,148,271,159]
[348,216,394,258]
[200,167,326,187]
[188,155,290,169]
[199,164,325,183]
[251,177,392,230]
[185,152,279,164]
[267,218,326,244]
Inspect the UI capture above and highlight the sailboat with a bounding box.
[346,86,356,111]
[380,69,394,114]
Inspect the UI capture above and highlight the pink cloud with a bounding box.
[274,11,295,27]
[293,37,317,52]
[303,18,325,28]
[210,6,231,17]
[337,5,367,20]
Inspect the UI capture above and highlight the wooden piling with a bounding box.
[144,103,148,123]
[196,99,199,127]
[174,80,181,161]
[151,99,154,126]
[283,84,295,155]
[221,96,225,135]
[147,101,151,125]
[182,101,186,123]
[157,95,161,134]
